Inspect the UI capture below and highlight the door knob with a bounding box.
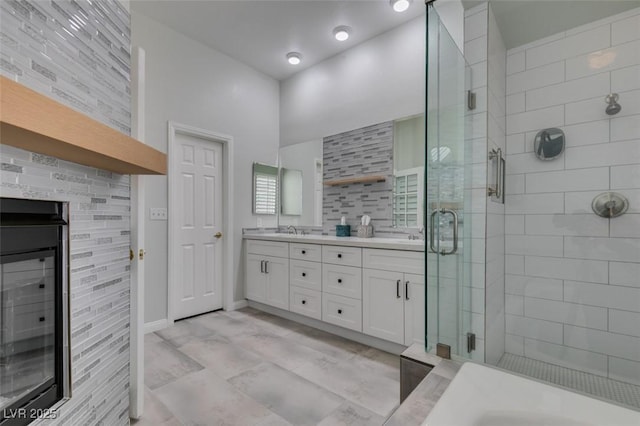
[215,232,223,239]
[139,249,146,260]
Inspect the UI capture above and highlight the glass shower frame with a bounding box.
[425,4,474,359]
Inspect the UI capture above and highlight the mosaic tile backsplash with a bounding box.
[1,1,132,424]
[323,122,394,234]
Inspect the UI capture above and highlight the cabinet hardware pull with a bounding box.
[337,253,342,258]
[396,280,401,298]
[302,250,306,254]
[39,317,45,322]
[337,278,342,284]
[302,300,306,305]
[264,261,269,274]
[302,272,306,277]
[260,260,264,273]
[337,309,342,314]
[39,283,45,289]
[405,281,410,300]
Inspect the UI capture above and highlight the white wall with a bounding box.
[280,15,426,146]
[131,13,280,323]
[503,7,640,385]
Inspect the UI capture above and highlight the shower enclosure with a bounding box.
[426,0,640,409]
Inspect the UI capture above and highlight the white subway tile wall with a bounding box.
[504,7,640,385]
[1,0,132,423]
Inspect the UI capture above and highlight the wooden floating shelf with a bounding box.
[324,175,386,186]
[0,76,167,175]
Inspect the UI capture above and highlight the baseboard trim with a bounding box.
[227,299,248,311]
[144,319,169,334]
[247,300,407,355]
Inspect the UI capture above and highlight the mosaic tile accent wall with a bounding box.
[323,122,394,234]
[0,1,132,424]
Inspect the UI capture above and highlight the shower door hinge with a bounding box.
[467,332,476,353]
[436,343,451,360]
[467,90,477,110]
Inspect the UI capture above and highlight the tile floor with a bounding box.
[132,307,400,426]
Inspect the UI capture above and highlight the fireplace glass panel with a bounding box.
[0,251,56,411]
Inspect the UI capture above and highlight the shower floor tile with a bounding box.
[497,353,640,410]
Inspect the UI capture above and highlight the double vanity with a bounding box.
[244,233,425,347]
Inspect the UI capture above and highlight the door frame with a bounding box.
[129,46,145,420]
[167,122,234,324]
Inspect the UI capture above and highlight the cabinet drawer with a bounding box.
[363,248,424,274]
[246,239,289,258]
[290,243,322,262]
[322,245,362,267]
[290,259,322,291]
[322,264,362,299]
[322,293,362,332]
[290,286,322,320]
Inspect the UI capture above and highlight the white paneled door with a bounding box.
[173,132,223,319]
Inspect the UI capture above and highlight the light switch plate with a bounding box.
[149,208,167,220]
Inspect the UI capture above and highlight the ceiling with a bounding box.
[130,0,425,81]
[462,1,640,49]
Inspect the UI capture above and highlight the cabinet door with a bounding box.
[245,254,266,302]
[403,274,425,346]
[264,256,289,310]
[362,269,404,344]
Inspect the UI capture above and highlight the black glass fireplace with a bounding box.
[1,198,66,425]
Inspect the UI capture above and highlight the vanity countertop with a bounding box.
[243,232,425,252]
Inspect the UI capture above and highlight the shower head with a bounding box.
[605,93,622,115]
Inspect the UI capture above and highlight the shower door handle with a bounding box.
[488,148,504,203]
[429,210,438,254]
[440,209,458,256]
[429,208,459,256]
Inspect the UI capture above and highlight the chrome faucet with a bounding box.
[287,225,297,235]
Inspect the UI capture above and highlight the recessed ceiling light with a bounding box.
[333,26,351,42]
[390,0,412,13]
[286,52,302,65]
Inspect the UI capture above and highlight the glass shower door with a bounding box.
[425,5,473,359]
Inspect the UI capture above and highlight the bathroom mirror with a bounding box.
[280,168,303,216]
[534,128,565,160]
[252,162,278,215]
[393,115,425,228]
[278,140,323,226]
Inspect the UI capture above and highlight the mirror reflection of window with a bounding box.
[430,146,451,163]
[393,115,425,228]
[253,163,278,215]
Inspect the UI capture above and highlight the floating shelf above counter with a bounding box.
[324,175,386,186]
[0,76,167,175]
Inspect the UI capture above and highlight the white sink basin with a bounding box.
[424,363,640,426]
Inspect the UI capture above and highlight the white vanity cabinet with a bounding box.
[362,249,425,346]
[321,246,362,331]
[245,240,289,310]
[288,243,323,319]
[245,235,425,347]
